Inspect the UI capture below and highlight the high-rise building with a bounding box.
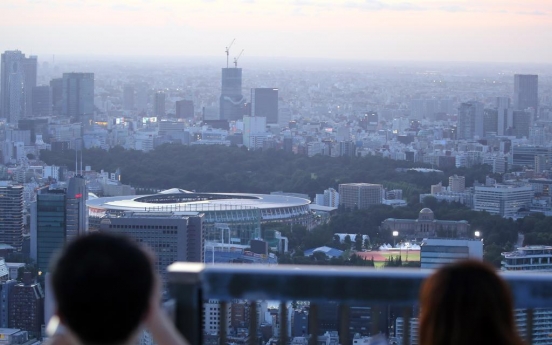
[496,97,511,136]
[8,273,44,339]
[99,212,204,280]
[21,56,37,118]
[0,182,24,249]
[514,74,538,112]
[176,99,194,118]
[473,185,532,218]
[243,116,267,149]
[338,183,383,210]
[1,51,37,124]
[251,88,278,124]
[61,73,94,121]
[483,108,498,137]
[0,280,17,328]
[65,176,88,242]
[32,190,66,274]
[153,91,166,117]
[122,85,134,111]
[323,188,340,208]
[30,177,87,273]
[219,68,245,121]
[448,175,465,192]
[512,110,531,138]
[457,101,484,139]
[32,85,52,117]
[49,78,63,115]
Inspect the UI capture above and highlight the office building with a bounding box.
[50,78,63,115]
[203,299,231,335]
[1,51,37,124]
[176,99,194,118]
[32,189,66,274]
[514,74,538,112]
[243,116,267,149]
[473,185,532,218]
[449,175,465,192]
[496,97,511,136]
[482,108,497,137]
[338,183,382,210]
[0,182,24,249]
[99,212,204,279]
[153,91,165,117]
[31,85,51,117]
[8,273,44,339]
[122,85,134,111]
[512,110,532,138]
[457,101,484,139]
[219,68,245,121]
[0,280,17,328]
[65,176,88,242]
[512,146,552,169]
[251,88,278,124]
[61,73,94,121]
[420,238,483,269]
[323,188,339,208]
[535,155,547,174]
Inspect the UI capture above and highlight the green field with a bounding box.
[380,250,420,262]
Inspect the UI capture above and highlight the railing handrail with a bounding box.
[168,262,552,308]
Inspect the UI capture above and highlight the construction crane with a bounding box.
[233,49,244,68]
[225,39,235,68]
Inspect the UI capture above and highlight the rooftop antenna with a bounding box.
[233,49,244,68]
[225,39,235,68]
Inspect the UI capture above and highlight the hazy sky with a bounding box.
[1,0,551,63]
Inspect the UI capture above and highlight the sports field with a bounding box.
[357,250,420,267]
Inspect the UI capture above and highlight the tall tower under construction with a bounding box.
[219,68,244,121]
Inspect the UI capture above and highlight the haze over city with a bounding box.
[1,0,552,63]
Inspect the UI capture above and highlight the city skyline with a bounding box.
[0,0,551,64]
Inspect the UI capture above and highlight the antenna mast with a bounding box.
[225,39,235,68]
[233,49,244,68]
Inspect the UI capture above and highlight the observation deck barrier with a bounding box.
[168,263,552,345]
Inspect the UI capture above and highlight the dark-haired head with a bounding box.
[51,233,154,345]
[419,260,525,345]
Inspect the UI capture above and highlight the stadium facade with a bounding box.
[87,188,313,245]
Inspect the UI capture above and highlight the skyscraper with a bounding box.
[32,85,52,117]
[50,78,63,115]
[512,110,532,138]
[65,176,88,242]
[175,99,194,118]
[1,51,37,124]
[33,190,66,274]
[0,182,24,249]
[251,88,278,124]
[8,273,44,339]
[153,91,166,117]
[514,74,538,112]
[61,73,94,121]
[122,84,134,111]
[219,68,245,121]
[457,101,484,140]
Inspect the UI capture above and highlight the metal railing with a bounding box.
[168,263,552,345]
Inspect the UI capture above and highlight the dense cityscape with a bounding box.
[1,1,552,344]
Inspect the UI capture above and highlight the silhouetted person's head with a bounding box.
[52,233,154,345]
[419,260,524,345]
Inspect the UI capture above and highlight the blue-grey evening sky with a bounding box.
[1,0,551,63]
